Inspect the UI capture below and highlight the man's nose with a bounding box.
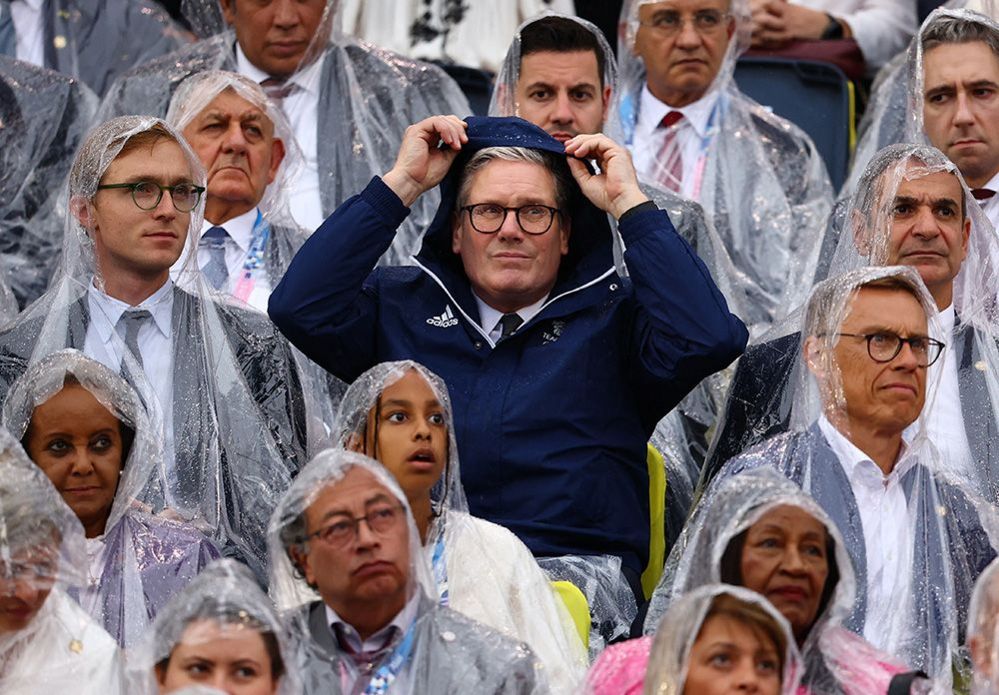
[495,209,525,240]
[551,92,574,124]
[675,18,703,49]
[271,0,300,29]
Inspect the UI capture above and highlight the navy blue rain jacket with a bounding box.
[269,117,748,574]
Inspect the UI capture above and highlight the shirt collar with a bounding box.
[636,83,717,140]
[201,207,258,253]
[936,302,955,338]
[235,43,323,96]
[87,279,174,344]
[981,170,999,194]
[473,292,549,334]
[818,414,913,482]
[324,590,420,654]
[14,0,44,11]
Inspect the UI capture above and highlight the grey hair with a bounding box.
[922,14,999,61]
[456,146,574,215]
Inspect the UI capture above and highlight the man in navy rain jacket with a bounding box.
[268,114,748,607]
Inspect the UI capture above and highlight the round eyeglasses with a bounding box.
[461,203,561,235]
[308,504,404,548]
[834,332,946,367]
[97,181,206,213]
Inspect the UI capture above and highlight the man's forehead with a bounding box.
[639,0,729,15]
[844,286,928,329]
[309,467,397,514]
[519,50,602,86]
[107,140,192,179]
[923,39,999,81]
[198,90,271,123]
[896,164,963,198]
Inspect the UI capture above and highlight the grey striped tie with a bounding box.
[117,309,151,370]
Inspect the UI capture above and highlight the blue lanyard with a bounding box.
[431,536,449,607]
[362,621,417,695]
[242,209,270,276]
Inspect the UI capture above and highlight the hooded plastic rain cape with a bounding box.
[708,265,999,689]
[1,348,220,648]
[643,583,803,695]
[646,467,917,693]
[126,558,300,695]
[267,448,546,694]
[0,56,96,310]
[100,0,471,260]
[710,144,999,506]
[0,115,307,583]
[328,360,587,692]
[607,0,833,332]
[0,426,123,693]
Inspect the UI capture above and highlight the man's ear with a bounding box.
[289,544,314,586]
[560,217,571,255]
[803,335,825,379]
[601,85,612,116]
[69,196,93,231]
[266,137,286,186]
[219,0,236,26]
[451,213,463,255]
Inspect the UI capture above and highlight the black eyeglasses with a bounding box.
[96,181,205,212]
[833,332,946,367]
[461,203,561,235]
[308,504,404,548]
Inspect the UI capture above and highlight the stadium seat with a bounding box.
[551,580,591,651]
[642,443,667,600]
[735,56,855,191]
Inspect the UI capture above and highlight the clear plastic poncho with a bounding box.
[646,467,916,694]
[126,558,300,695]
[771,144,999,504]
[643,583,803,695]
[165,69,339,453]
[845,7,999,200]
[0,425,123,694]
[1,348,220,648]
[608,0,834,332]
[0,56,97,310]
[329,360,587,692]
[19,0,189,97]
[99,0,471,263]
[267,449,546,694]
[968,557,999,693]
[707,265,999,690]
[0,115,307,583]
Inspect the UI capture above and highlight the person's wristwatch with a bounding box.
[821,13,844,40]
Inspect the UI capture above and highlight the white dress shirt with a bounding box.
[83,279,175,470]
[631,85,719,201]
[10,0,44,66]
[975,170,999,231]
[171,208,272,312]
[907,303,976,483]
[236,45,325,232]
[474,293,548,344]
[818,416,914,655]
[324,590,420,692]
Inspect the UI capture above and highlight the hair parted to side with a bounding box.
[519,15,607,88]
[456,146,575,215]
[922,14,999,61]
[697,592,788,680]
[804,274,927,340]
[70,123,181,199]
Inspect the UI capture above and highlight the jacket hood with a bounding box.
[414,116,615,299]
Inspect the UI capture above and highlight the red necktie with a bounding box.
[972,188,996,203]
[656,111,685,193]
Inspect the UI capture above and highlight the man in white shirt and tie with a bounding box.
[610,0,833,328]
[921,13,999,231]
[166,70,309,313]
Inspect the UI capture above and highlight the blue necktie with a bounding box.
[0,2,16,58]
[200,226,229,290]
